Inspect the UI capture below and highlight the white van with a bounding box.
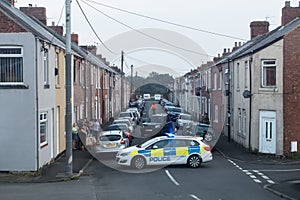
[143,93,151,100]
[154,94,161,100]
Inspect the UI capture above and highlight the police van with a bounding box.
[116,134,213,169]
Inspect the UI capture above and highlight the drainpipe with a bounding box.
[227,58,231,142]
[248,56,253,151]
[35,39,39,170]
[83,61,87,119]
[89,66,93,120]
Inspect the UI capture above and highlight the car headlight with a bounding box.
[120,152,130,157]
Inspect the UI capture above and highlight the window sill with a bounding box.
[40,142,48,149]
[259,87,278,92]
[0,83,29,89]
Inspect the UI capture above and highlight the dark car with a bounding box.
[167,107,183,121]
[141,114,167,137]
[192,123,214,143]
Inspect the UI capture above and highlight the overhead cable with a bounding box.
[79,0,215,57]
[76,0,119,55]
[83,0,247,41]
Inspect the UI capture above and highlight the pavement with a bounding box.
[0,134,299,200]
[215,134,300,200]
[0,149,93,183]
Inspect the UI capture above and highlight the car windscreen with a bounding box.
[119,112,131,118]
[114,121,130,126]
[100,135,121,141]
[181,115,192,120]
[109,125,126,131]
[172,108,183,113]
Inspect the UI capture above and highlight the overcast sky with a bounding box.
[15,0,298,76]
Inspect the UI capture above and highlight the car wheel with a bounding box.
[187,155,201,168]
[132,156,146,170]
[204,132,213,142]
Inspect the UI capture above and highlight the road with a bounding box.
[0,151,286,200]
[0,101,298,200]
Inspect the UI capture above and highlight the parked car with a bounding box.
[167,106,183,121]
[113,119,134,133]
[141,114,167,137]
[192,123,214,143]
[119,111,135,125]
[176,113,193,127]
[108,124,133,145]
[93,130,130,153]
[116,135,213,169]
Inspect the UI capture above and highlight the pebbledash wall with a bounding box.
[0,33,55,171]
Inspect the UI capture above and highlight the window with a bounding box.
[80,62,85,86]
[236,63,240,90]
[262,60,276,87]
[43,49,49,86]
[238,108,242,134]
[91,66,94,85]
[244,61,248,88]
[242,109,247,136]
[40,112,48,147]
[214,104,218,123]
[219,72,222,90]
[213,72,217,90]
[0,47,23,83]
[55,52,60,86]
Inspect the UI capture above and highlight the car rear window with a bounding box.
[100,135,121,141]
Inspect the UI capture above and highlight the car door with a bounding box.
[146,139,172,165]
[170,139,189,164]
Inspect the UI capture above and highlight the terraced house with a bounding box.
[0,0,123,171]
[179,1,300,156]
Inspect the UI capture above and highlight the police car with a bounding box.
[116,134,213,169]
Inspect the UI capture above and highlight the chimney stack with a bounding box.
[48,22,64,36]
[250,21,269,39]
[71,33,79,45]
[20,7,47,25]
[281,1,300,26]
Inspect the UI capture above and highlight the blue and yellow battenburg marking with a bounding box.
[129,146,205,158]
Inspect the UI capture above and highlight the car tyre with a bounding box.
[204,132,213,142]
[187,155,201,168]
[132,156,146,170]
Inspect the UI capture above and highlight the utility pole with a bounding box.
[65,0,73,176]
[120,51,124,112]
[130,64,133,98]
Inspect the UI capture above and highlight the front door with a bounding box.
[259,111,276,154]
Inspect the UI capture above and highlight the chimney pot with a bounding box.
[235,42,237,47]
[281,1,300,25]
[239,42,242,46]
[227,48,230,53]
[223,48,226,53]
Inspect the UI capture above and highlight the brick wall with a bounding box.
[283,25,300,154]
[0,10,26,33]
[250,21,269,39]
[20,7,47,25]
[282,1,300,26]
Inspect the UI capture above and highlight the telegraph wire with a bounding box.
[83,0,247,41]
[79,0,215,57]
[76,0,119,55]
[50,2,65,44]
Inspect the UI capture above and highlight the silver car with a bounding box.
[94,130,129,153]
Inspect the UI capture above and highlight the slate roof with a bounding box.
[0,1,118,74]
[214,17,300,65]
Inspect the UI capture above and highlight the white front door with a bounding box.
[259,111,276,154]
